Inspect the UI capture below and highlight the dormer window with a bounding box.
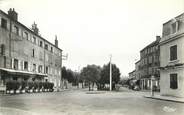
[171,19,180,34]
[13,25,19,35]
[33,36,36,44]
[23,32,28,40]
[171,22,177,34]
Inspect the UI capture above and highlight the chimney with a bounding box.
[31,22,39,35]
[55,35,58,47]
[8,8,18,21]
[156,36,161,41]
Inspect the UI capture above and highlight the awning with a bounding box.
[36,73,47,77]
[0,68,47,77]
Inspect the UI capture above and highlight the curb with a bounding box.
[144,95,184,103]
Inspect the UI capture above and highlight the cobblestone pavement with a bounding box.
[0,88,184,115]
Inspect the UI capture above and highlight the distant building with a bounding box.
[128,70,136,79]
[139,36,160,90]
[135,60,141,79]
[0,8,62,89]
[159,13,184,97]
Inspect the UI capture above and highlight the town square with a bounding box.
[0,0,184,115]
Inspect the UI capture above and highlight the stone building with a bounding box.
[159,13,184,97]
[135,60,141,79]
[0,8,62,89]
[139,36,160,90]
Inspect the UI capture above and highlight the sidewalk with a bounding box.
[119,87,184,103]
[144,94,184,103]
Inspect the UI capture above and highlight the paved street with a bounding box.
[0,88,184,115]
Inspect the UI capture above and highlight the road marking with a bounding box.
[163,106,176,112]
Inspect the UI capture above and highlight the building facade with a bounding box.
[0,8,62,89]
[159,13,184,97]
[135,60,141,79]
[139,36,160,90]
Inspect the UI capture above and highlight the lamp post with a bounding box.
[110,55,112,91]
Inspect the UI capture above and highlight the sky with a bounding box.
[0,0,183,76]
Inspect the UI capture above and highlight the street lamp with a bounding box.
[110,55,112,91]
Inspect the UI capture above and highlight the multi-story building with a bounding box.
[159,13,184,97]
[135,60,141,79]
[139,36,160,90]
[128,70,136,79]
[0,8,62,89]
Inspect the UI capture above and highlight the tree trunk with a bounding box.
[92,82,94,91]
[89,82,90,91]
[82,81,84,88]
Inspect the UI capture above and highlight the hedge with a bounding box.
[6,81,55,94]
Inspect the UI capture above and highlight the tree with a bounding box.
[62,66,68,80]
[99,63,121,90]
[66,69,75,83]
[80,65,101,91]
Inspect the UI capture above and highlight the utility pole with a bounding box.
[110,55,112,91]
[61,53,68,90]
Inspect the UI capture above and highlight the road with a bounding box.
[0,88,184,115]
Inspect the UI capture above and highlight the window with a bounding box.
[13,25,19,35]
[170,73,178,89]
[1,18,7,29]
[32,49,35,57]
[148,56,152,64]
[38,65,43,73]
[33,36,36,44]
[170,45,177,61]
[0,44,5,55]
[45,44,48,50]
[177,20,182,31]
[24,32,28,40]
[24,61,28,70]
[13,59,18,70]
[171,22,177,34]
[39,41,43,47]
[163,27,171,37]
[45,66,49,74]
[33,64,36,72]
[51,47,53,53]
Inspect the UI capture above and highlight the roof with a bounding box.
[163,12,184,26]
[0,9,62,52]
[140,37,160,52]
[135,60,140,64]
[128,70,135,74]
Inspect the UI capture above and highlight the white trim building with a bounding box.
[159,13,184,97]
